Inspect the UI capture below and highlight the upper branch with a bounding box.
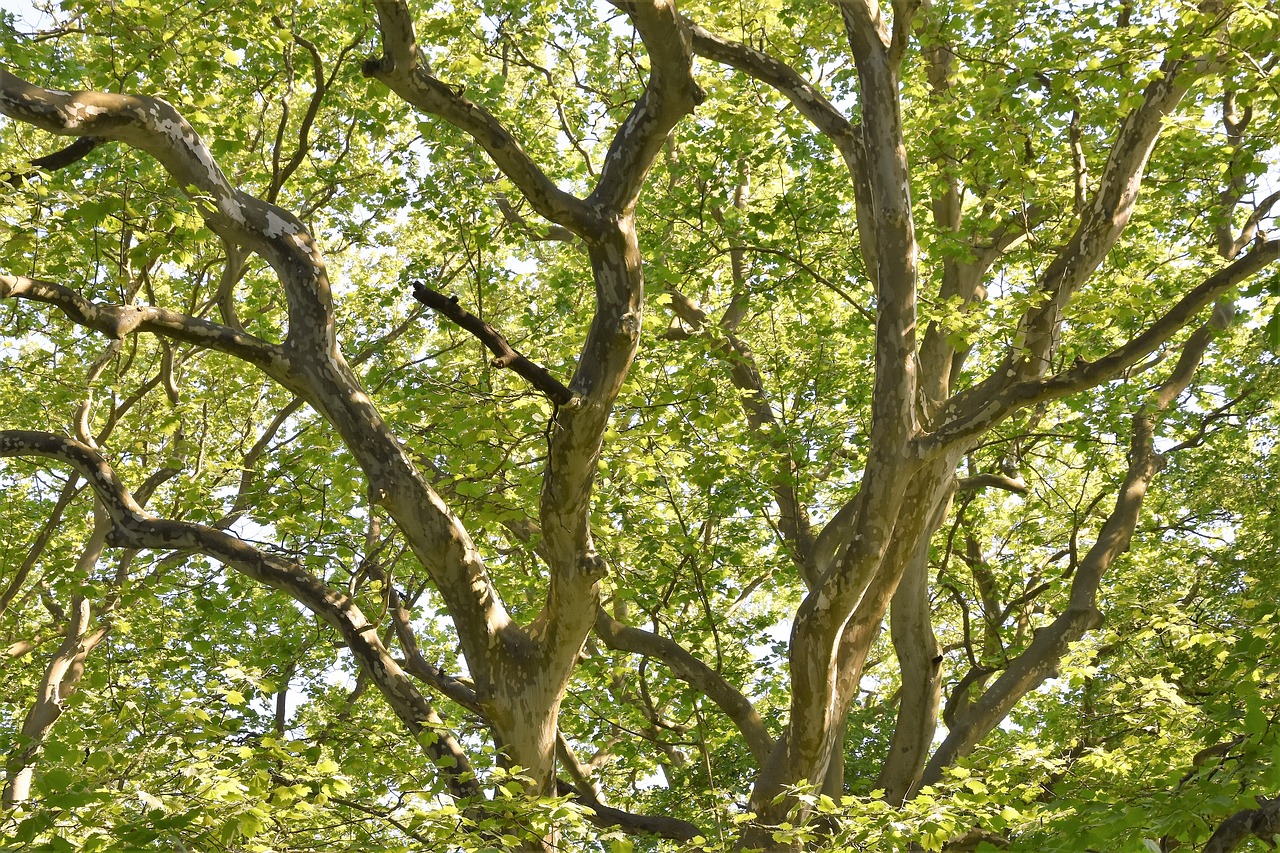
[0,67,336,356]
[1001,56,1196,382]
[587,0,704,213]
[594,609,774,763]
[921,237,1280,455]
[683,18,878,279]
[362,0,599,237]
[837,0,892,58]
[410,281,572,406]
[683,19,861,166]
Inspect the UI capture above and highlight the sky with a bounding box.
[0,0,43,28]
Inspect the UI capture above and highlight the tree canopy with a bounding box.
[1,0,1279,850]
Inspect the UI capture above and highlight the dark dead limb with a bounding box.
[410,280,573,406]
[2,135,105,187]
[553,778,702,842]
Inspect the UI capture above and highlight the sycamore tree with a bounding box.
[1,0,1279,849]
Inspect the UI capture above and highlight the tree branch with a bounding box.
[0,274,285,373]
[589,0,704,213]
[2,134,105,186]
[992,56,1197,385]
[1202,796,1280,853]
[410,281,572,406]
[554,778,702,841]
[0,68,336,355]
[683,17,880,286]
[362,0,599,238]
[0,430,482,802]
[923,237,1280,455]
[594,608,774,764]
[921,292,1235,785]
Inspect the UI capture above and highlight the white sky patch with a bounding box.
[504,257,538,275]
[0,0,45,27]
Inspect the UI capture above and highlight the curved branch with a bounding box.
[921,296,1235,785]
[554,778,702,841]
[594,609,774,764]
[0,64,514,707]
[2,134,105,186]
[1202,797,1280,853]
[0,67,335,355]
[362,0,598,238]
[956,472,1028,494]
[989,56,1198,386]
[684,18,879,283]
[924,237,1280,455]
[0,273,285,373]
[589,0,704,212]
[0,430,482,801]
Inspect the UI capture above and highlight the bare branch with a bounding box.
[2,134,105,186]
[554,778,702,841]
[956,472,1028,494]
[410,281,573,406]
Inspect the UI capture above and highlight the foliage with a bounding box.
[1,0,1279,850]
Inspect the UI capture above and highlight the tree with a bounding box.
[1,0,1278,849]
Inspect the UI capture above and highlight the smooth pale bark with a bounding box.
[738,2,926,831]
[363,0,701,798]
[3,506,108,806]
[875,490,952,804]
[921,298,1235,787]
[2,0,704,814]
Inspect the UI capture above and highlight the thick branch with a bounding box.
[2,134,105,186]
[0,430,482,801]
[594,609,774,763]
[921,295,1232,785]
[0,274,284,373]
[0,68,335,355]
[554,779,702,841]
[956,472,1028,494]
[589,0,704,213]
[410,281,572,406]
[1202,797,1280,853]
[998,57,1195,384]
[362,0,598,238]
[924,237,1280,454]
